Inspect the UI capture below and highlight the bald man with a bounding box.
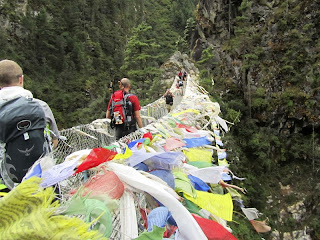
[0,59,59,189]
[106,78,143,140]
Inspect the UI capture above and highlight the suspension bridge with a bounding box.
[0,68,269,239]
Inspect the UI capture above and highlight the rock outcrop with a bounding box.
[192,0,320,239]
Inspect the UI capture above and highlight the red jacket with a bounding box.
[107,90,141,112]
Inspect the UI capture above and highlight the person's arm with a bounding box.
[52,139,58,149]
[106,98,112,118]
[106,110,111,119]
[130,95,143,128]
[35,99,60,148]
[134,110,143,128]
[46,112,59,149]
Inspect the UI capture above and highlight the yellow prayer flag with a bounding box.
[172,109,200,117]
[183,148,213,163]
[218,158,229,167]
[113,146,132,160]
[184,191,233,221]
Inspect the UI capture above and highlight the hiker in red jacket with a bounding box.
[106,78,143,140]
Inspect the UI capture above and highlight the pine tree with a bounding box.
[121,22,162,103]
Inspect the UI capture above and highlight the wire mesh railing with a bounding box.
[53,85,172,162]
[50,72,233,240]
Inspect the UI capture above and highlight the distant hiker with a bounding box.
[108,81,113,93]
[177,74,184,88]
[163,89,174,112]
[178,70,183,80]
[0,59,60,189]
[174,76,183,96]
[183,70,187,81]
[106,78,143,140]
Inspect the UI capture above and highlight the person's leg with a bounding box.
[127,125,137,135]
[115,125,125,140]
[166,104,171,112]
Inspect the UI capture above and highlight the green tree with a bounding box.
[0,0,195,128]
[121,22,163,103]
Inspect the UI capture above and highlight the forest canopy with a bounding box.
[0,0,197,128]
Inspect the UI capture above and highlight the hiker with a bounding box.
[108,81,113,93]
[0,59,60,189]
[174,76,182,96]
[163,89,174,112]
[106,78,143,140]
[178,70,183,80]
[177,75,184,91]
[183,70,187,81]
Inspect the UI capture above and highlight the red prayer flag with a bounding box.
[74,148,117,174]
[192,214,237,240]
[143,132,153,141]
[177,123,198,133]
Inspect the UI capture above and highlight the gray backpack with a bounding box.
[0,97,49,189]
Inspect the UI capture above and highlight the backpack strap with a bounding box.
[123,92,135,127]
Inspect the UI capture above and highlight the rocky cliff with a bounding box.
[194,0,319,131]
[192,0,320,239]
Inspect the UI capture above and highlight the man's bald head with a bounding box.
[120,78,131,88]
[0,60,23,87]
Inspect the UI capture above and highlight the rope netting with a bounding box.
[53,87,170,163]
[1,72,269,239]
[50,76,189,239]
[53,74,238,238]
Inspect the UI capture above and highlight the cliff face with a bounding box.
[193,0,320,239]
[194,0,320,133]
[0,0,28,32]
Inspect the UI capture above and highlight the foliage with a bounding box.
[197,46,218,94]
[176,17,197,54]
[120,22,163,102]
[195,0,320,237]
[0,0,196,128]
[170,0,198,34]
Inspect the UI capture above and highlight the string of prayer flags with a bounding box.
[0,177,107,240]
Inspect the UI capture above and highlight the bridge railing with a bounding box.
[52,73,228,240]
[53,79,178,162]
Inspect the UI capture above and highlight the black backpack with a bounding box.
[109,91,135,128]
[0,97,49,189]
[165,94,173,105]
